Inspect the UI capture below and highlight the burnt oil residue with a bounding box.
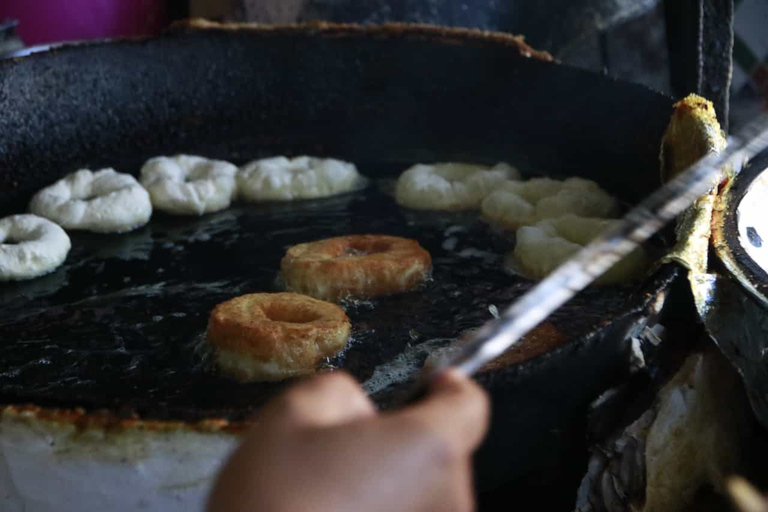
[0,170,647,422]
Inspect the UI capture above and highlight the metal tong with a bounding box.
[407,110,768,401]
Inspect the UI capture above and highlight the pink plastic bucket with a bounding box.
[0,0,168,46]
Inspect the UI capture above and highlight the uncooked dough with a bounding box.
[395,162,520,211]
[481,177,618,229]
[141,155,238,215]
[512,214,647,285]
[237,156,361,201]
[29,169,152,233]
[0,214,71,281]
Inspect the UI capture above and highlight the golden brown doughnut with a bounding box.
[280,235,432,301]
[207,292,351,382]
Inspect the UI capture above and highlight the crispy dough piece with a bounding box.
[281,235,432,301]
[207,292,351,382]
[658,94,729,275]
[660,94,727,183]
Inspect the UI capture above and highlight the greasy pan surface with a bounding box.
[0,22,680,490]
[0,173,671,421]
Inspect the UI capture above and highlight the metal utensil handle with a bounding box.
[414,111,768,391]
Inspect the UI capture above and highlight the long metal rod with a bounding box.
[417,111,768,387]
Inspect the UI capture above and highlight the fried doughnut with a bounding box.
[481,177,618,230]
[207,292,351,382]
[140,155,238,215]
[394,162,520,211]
[29,169,152,233]
[281,235,432,301]
[237,156,361,201]
[0,214,71,281]
[512,214,647,285]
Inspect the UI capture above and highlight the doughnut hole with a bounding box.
[187,165,214,182]
[0,234,21,245]
[344,239,393,257]
[260,303,322,324]
[434,164,478,181]
[207,292,351,382]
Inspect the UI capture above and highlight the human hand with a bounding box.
[206,369,490,512]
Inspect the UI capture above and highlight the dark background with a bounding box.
[3,0,764,129]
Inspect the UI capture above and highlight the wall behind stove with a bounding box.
[222,0,672,96]
[224,0,765,130]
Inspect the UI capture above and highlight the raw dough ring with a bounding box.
[237,156,361,201]
[140,155,238,215]
[207,292,351,382]
[394,162,520,211]
[481,177,618,230]
[512,214,647,285]
[280,234,432,301]
[29,169,152,233]
[0,214,71,281]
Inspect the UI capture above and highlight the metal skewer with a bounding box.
[409,111,768,398]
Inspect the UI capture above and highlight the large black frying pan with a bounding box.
[0,21,683,496]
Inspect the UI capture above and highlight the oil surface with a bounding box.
[0,169,642,421]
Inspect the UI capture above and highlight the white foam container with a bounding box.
[0,406,241,512]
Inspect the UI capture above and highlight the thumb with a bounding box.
[260,371,377,430]
[392,369,490,453]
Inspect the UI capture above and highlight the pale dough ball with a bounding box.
[395,162,520,211]
[0,214,71,281]
[481,177,619,229]
[140,155,238,215]
[29,169,152,233]
[512,214,647,285]
[237,156,361,201]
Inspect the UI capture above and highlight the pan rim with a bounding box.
[2,18,554,65]
[0,17,680,430]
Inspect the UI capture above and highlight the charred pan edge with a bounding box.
[171,18,555,62]
[1,404,251,435]
[712,150,768,308]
